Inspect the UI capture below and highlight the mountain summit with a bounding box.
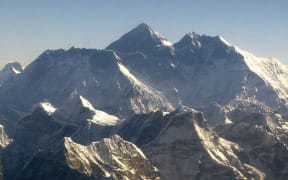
[109,26,288,112]
[106,23,172,53]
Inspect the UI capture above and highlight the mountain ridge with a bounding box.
[0,23,288,180]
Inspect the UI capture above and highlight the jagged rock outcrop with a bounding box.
[0,125,12,180]
[63,135,159,179]
[0,125,12,149]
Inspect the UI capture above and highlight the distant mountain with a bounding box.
[107,24,288,117]
[0,23,288,179]
[0,48,173,120]
[0,62,24,86]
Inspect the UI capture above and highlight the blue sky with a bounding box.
[0,0,287,68]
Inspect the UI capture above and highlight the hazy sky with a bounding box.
[0,0,287,68]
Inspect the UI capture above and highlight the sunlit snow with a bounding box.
[40,102,57,115]
[79,96,120,126]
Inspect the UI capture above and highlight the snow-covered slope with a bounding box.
[112,26,288,113]
[0,48,173,119]
[177,34,288,109]
[234,46,288,106]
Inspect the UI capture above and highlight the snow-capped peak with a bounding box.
[135,23,172,46]
[0,62,24,85]
[106,23,172,53]
[1,61,24,74]
[175,33,235,50]
[187,32,201,39]
[174,32,202,49]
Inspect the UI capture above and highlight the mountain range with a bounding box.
[0,23,287,180]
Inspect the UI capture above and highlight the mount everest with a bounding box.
[0,23,287,179]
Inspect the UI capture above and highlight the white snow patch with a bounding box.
[161,39,173,46]
[117,61,174,113]
[173,87,178,93]
[79,96,119,126]
[12,67,21,74]
[282,123,288,131]
[0,125,12,148]
[224,117,233,124]
[162,111,170,116]
[154,31,172,46]
[117,62,156,94]
[82,80,87,87]
[40,102,57,115]
[90,110,119,126]
[117,63,144,86]
[170,63,176,68]
[219,36,232,46]
[116,81,121,89]
[194,119,246,176]
[194,121,229,165]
